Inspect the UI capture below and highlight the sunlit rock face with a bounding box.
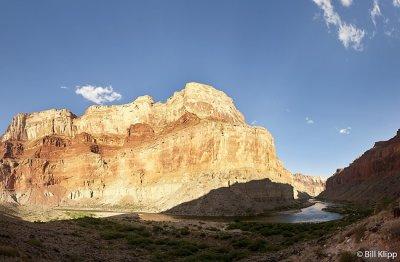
[0,82,297,213]
[320,130,400,203]
[292,174,325,199]
[1,109,76,142]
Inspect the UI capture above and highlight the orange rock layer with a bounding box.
[0,83,306,213]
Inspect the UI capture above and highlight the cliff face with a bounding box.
[321,130,400,203]
[1,83,245,143]
[0,83,297,214]
[292,174,325,198]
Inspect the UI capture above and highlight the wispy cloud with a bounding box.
[385,28,395,37]
[75,85,122,104]
[313,0,340,26]
[340,0,353,7]
[394,0,400,7]
[312,0,365,51]
[306,117,315,124]
[339,127,351,135]
[60,86,68,89]
[251,120,258,125]
[371,0,382,26]
[338,24,366,50]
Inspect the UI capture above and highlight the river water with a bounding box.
[138,200,343,224]
[58,200,343,224]
[242,200,343,223]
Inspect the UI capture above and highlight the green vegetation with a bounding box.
[0,246,19,257]
[100,230,126,240]
[65,211,94,219]
[179,248,248,261]
[232,238,267,252]
[75,216,106,227]
[322,198,395,216]
[227,221,333,249]
[72,215,250,261]
[151,241,248,262]
[227,205,372,251]
[348,224,366,243]
[374,196,397,213]
[322,204,373,218]
[27,238,43,247]
[389,220,400,239]
[67,203,372,261]
[338,251,358,262]
[179,226,190,236]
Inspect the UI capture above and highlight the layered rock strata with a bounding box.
[0,82,298,213]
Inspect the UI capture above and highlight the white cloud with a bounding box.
[339,127,351,135]
[60,86,68,89]
[394,0,400,7]
[75,85,122,104]
[313,0,341,26]
[385,28,395,37]
[251,120,258,125]
[371,0,382,26]
[312,0,365,51]
[340,0,353,7]
[306,117,315,124]
[338,23,366,50]
[384,17,390,24]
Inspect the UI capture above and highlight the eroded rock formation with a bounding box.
[0,82,301,213]
[320,130,400,203]
[292,173,325,199]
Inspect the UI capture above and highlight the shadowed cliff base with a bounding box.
[164,179,297,217]
[319,172,400,204]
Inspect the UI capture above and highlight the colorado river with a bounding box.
[57,200,343,224]
[139,200,343,223]
[243,200,343,223]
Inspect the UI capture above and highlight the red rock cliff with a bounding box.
[320,130,400,203]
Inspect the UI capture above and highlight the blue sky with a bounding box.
[0,0,399,177]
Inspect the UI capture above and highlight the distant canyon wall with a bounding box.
[292,173,325,199]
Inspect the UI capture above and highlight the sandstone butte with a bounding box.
[0,82,324,215]
[321,129,400,203]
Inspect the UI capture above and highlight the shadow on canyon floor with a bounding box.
[0,201,380,262]
[1,179,393,261]
[164,178,300,217]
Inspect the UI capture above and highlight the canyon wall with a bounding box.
[320,130,400,203]
[292,173,325,199]
[166,179,295,216]
[0,83,301,214]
